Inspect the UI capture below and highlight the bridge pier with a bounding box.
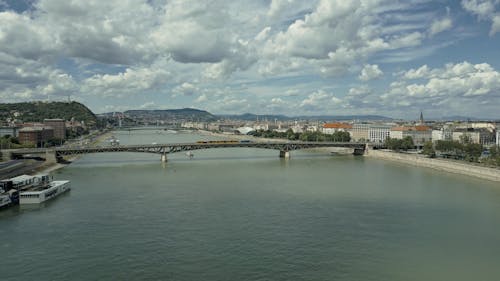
[353,148,365,155]
[161,153,168,162]
[279,150,290,159]
[45,151,58,164]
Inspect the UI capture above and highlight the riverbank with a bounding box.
[1,130,114,179]
[37,130,113,174]
[366,149,500,182]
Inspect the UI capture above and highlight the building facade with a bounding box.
[350,123,370,141]
[44,119,66,140]
[432,127,453,142]
[0,126,19,138]
[369,125,392,143]
[18,127,54,146]
[390,126,432,145]
[452,129,496,145]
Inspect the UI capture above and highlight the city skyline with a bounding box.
[1,0,499,118]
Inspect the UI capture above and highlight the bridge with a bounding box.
[10,141,367,163]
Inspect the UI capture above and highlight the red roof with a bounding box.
[391,125,430,131]
[323,123,353,129]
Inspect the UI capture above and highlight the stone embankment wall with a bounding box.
[366,149,500,182]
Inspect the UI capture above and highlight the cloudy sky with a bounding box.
[1,0,499,118]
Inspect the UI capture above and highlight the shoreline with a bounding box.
[30,130,113,175]
[366,149,500,182]
[10,129,500,183]
[202,130,500,182]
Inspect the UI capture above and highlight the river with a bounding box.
[1,130,500,281]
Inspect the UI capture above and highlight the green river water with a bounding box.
[1,130,500,281]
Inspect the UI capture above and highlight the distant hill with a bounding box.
[0,101,98,126]
[437,116,482,121]
[218,113,290,121]
[218,113,392,121]
[123,108,217,122]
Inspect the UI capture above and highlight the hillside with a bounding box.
[0,101,98,126]
[218,113,392,121]
[124,108,217,122]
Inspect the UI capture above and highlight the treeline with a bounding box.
[0,135,34,149]
[422,140,484,162]
[248,129,351,142]
[384,136,415,151]
[0,135,69,149]
[421,140,500,166]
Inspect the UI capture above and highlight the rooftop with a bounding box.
[323,123,353,129]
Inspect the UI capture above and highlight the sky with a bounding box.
[0,0,499,119]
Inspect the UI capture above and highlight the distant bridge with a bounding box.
[10,141,367,163]
[113,126,180,131]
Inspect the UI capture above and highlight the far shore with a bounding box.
[366,149,500,182]
[6,128,499,183]
[201,130,500,182]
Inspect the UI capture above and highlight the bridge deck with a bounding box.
[11,141,366,158]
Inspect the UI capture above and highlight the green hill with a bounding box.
[124,108,217,122]
[0,101,98,126]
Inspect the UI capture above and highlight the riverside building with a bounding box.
[390,125,432,145]
[43,119,66,140]
[18,126,54,147]
[368,124,392,143]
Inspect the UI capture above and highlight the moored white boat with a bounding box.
[0,193,12,209]
[6,174,51,191]
[19,180,70,204]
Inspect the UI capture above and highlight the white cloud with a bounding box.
[139,101,157,109]
[403,65,431,79]
[491,14,500,34]
[262,0,431,76]
[83,65,171,97]
[195,94,208,103]
[268,0,295,18]
[359,64,383,81]
[462,0,497,18]
[429,17,453,36]
[299,90,344,112]
[0,11,56,60]
[172,82,198,97]
[462,0,500,35]
[382,61,500,115]
[255,27,272,42]
[0,0,499,117]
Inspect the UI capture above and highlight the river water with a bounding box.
[1,130,500,281]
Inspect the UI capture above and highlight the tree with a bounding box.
[401,136,414,151]
[422,141,436,158]
[331,131,351,142]
[286,129,296,140]
[463,143,482,162]
[490,146,499,158]
[384,137,402,151]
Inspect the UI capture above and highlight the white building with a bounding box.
[390,126,432,145]
[452,129,496,145]
[497,131,500,146]
[369,125,392,143]
[432,127,453,142]
[253,123,269,131]
[351,123,370,142]
[235,127,255,135]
